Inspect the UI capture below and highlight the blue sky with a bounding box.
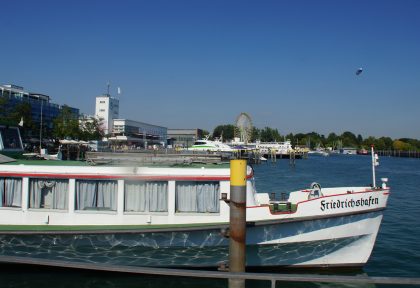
[1,0,419,139]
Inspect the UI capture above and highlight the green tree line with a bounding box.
[211,124,420,151]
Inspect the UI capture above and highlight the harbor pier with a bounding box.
[376,150,420,158]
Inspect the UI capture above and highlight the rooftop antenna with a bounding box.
[107,81,110,96]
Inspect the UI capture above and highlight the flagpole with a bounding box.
[39,100,43,154]
[371,145,379,188]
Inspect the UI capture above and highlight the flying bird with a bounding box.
[356,68,363,75]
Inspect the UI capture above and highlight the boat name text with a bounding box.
[320,196,379,211]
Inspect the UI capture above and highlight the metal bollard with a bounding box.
[229,159,247,288]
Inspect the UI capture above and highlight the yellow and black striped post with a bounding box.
[229,159,247,288]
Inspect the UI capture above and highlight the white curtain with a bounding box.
[76,180,97,210]
[53,180,69,209]
[176,181,220,213]
[97,181,117,210]
[76,180,117,211]
[0,178,22,207]
[125,181,167,212]
[29,179,68,209]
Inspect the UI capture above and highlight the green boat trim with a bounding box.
[2,159,89,166]
[0,222,230,234]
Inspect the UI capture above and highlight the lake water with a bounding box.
[0,155,419,287]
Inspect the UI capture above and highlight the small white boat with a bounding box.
[308,149,330,157]
[0,147,389,268]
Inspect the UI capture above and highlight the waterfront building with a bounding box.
[0,84,79,133]
[110,119,167,149]
[95,94,119,135]
[167,129,204,148]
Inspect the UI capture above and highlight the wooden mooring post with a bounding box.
[229,159,247,288]
[269,149,276,163]
[289,151,296,166]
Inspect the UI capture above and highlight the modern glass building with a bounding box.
[110,119,167,148]
[0,84,79,131]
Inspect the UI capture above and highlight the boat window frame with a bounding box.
[123,179,169,214]
[174,180,221,214]
[27,177,69,211]
[0,176,23,209]
[74,178,118,212]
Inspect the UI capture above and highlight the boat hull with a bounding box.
[0,210,383,268]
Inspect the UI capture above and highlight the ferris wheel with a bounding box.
[235,112,253,144]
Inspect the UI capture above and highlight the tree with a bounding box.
[323,132,338,149]
[305,132,324,149]
[201,130,210,138]
[341,131,358,147]
[53,106,80,140]
[286,133,295,146]
[379,137,393,150]
[212,125,235,141]
[0,96,14,125]
[393,140,411,151]
[400,138,420,150]
[79,116,104,141]
[259,127,281,142]
[374,138,386,150]
[10,102,35,138]
[357,134,363,145]
[0,96,8,118]
[294,133,307,146]
[363,136,377,148]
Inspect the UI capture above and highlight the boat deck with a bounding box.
[0,157,231,169]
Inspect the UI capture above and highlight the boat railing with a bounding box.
[85,151,226,166]
[2,255,419,287]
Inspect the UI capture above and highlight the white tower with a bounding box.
[95,94,119,135]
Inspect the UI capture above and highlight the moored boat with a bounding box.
[0,153,389,268]
[187,137,234,153]
[255,141,294,158]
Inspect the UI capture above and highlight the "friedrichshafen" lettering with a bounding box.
[320,196,379,211]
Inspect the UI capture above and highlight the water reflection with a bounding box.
[0,264,377,288]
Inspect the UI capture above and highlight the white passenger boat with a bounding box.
[0,152,389,268]
[188,138,234,153]
[255,141,294,158]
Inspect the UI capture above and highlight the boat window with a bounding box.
[0,127,23,150]
[0,177,22,208]
[29,178,68,210]
[124,181,168,212]
[175,181,220,213]
[75,180,117,211]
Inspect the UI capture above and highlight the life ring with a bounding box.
[308,182,322,200]
[310,182,321,190]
